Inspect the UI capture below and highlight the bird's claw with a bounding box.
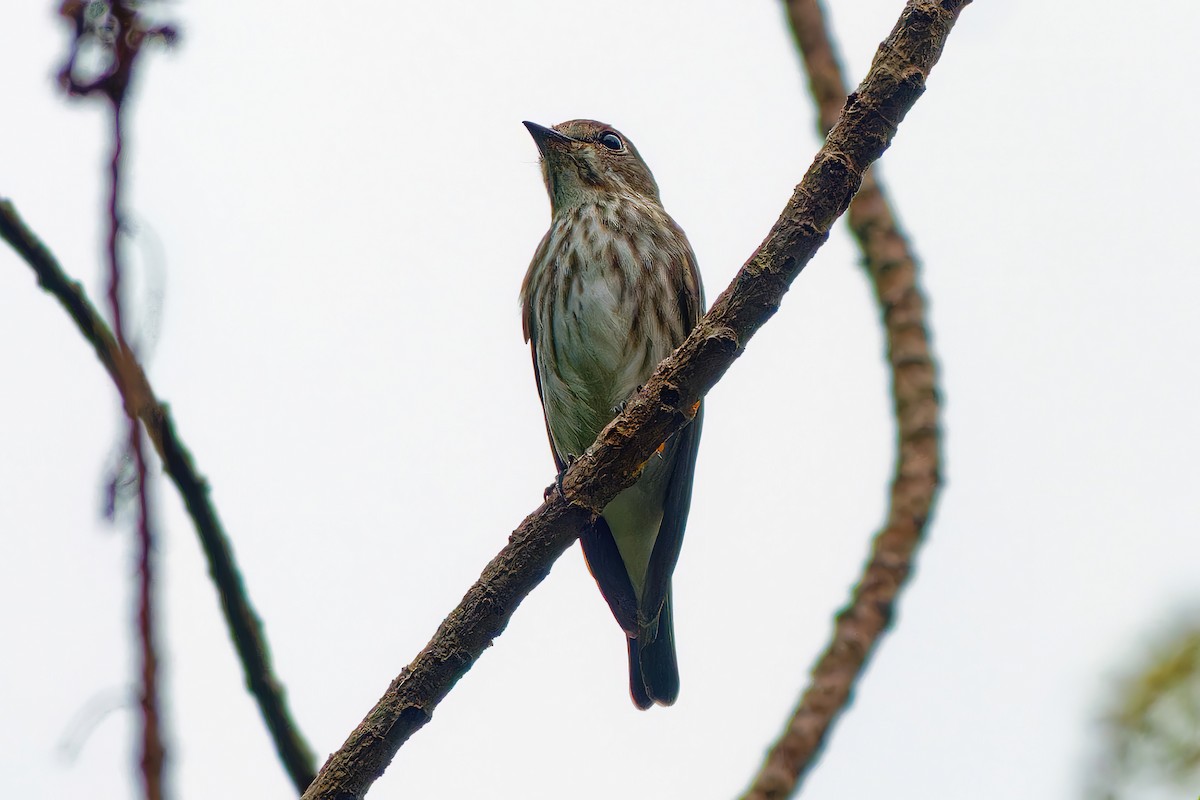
[544,454,577,500]
[611,386,643,416]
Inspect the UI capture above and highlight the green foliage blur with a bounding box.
[1090,618,1200,799]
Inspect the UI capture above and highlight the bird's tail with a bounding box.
[627,588,679,709]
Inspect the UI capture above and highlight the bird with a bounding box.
[520,119,704,708]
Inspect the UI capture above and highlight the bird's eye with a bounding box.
[598,132,623,151]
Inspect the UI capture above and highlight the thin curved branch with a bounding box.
[300,2,968,797]
[739,2,946,798]
[0,199,318,792]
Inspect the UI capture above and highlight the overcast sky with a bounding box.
[3,2,1199,799]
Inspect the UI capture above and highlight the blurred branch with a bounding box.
[113,86,168,800]
[300,2,968,798]
[4,8,319,793]
[0,198,317,792]
[740,2,945,798]
[56,1,173,795]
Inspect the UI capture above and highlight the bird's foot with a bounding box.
[611,385,643,416]
[544,454,577,500]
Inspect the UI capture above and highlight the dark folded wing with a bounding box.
[527,338,566,474]
[639,404,702,628]
[522,234,567,473]
[579,516,639,635]
[640,238,705,627]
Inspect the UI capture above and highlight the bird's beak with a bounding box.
[523,121,573,155]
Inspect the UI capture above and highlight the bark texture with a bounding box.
[740,1,946,798]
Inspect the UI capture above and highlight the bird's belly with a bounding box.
[540,270,678,599]
[541,270,667,458]
[563,274,644,393]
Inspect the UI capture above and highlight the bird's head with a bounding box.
[523,119,661,213]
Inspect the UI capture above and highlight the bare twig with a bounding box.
[300,3,968,798]
[114,108,168,800]
[56,1,171,795]
[739,2,945,798]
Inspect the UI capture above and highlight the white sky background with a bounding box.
[2,1,1198,798]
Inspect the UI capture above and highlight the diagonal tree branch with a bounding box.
[300,2,969,798]
[0,199,318,792]
[739,1,945,798]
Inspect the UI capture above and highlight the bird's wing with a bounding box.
[639,404,702,629]
[639,242,705,629]
[580,516,639,635]
[522,250,568,475]
[527,337,567,475]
